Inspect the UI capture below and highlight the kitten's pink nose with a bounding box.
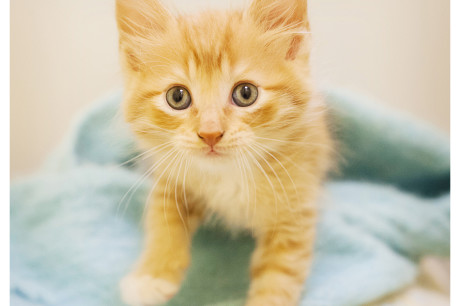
[198,130,224,147]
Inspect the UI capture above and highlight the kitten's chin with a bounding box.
[200,150,226,161]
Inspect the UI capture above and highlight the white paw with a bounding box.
[120,274,179,306]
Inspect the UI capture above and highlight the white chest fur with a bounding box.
[190,167,254,229]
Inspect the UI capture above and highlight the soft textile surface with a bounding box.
[11,90,450,306]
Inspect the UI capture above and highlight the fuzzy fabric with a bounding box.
[11,90,450,306]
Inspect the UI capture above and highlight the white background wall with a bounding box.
[11,0,450,178]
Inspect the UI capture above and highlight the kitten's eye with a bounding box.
[166,86,191,110]
[232,83,258,107]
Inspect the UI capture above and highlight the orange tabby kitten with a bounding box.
[116,0,332,305]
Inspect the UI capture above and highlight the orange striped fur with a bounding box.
[116,0,332,305]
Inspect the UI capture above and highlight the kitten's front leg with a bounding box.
[120,184,201,306]
[246,215,315,306]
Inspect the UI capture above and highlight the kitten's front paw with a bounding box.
[120,274,179,306]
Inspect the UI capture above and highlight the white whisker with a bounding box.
[239,148,257,235]
[117,145,176,216]
[249,144,291,211]
[244,146,278,220]
[159,149,183,238]
[253,142,300,209]
[173,152,190,240]
[116,141,174,168]
[182,156,191,223]
[233,149,249,219]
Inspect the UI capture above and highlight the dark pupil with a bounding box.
[172,88,184,103]
[241,86,251,100]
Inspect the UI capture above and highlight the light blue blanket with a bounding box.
[11,90,450,306]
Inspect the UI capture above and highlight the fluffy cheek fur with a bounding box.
[116,0,332,305]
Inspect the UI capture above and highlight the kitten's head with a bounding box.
[116,0,315,168]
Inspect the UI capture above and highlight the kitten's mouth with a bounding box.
[202,146,224,157]
[206,147,221,156]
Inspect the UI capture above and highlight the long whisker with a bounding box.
[233,149,249,219]
[162,149,188,241]
[253,142,299,209]
[245,145,280,239]
[240,152,251,219]
[118,146,177,216]
[116,141,174,168]
[140,149,180,225]
[254,136,304,145]
[243,146,278,220]
[249,144,291,210]
[173,152,189,240]
[255,141,302,170]
[255,135,333,151]
[239,148,257,235]
[157,149,183,238]
[117,163,155,216]
[182,156,191,223]
[122,149,179,215]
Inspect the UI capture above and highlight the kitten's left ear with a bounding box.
[247,0,310,60]
[116,0,172,71]
[116,0,171,38]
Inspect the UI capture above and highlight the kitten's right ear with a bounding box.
[116,0,171,71]
[247,0,309,32]
[247,0,309,60]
